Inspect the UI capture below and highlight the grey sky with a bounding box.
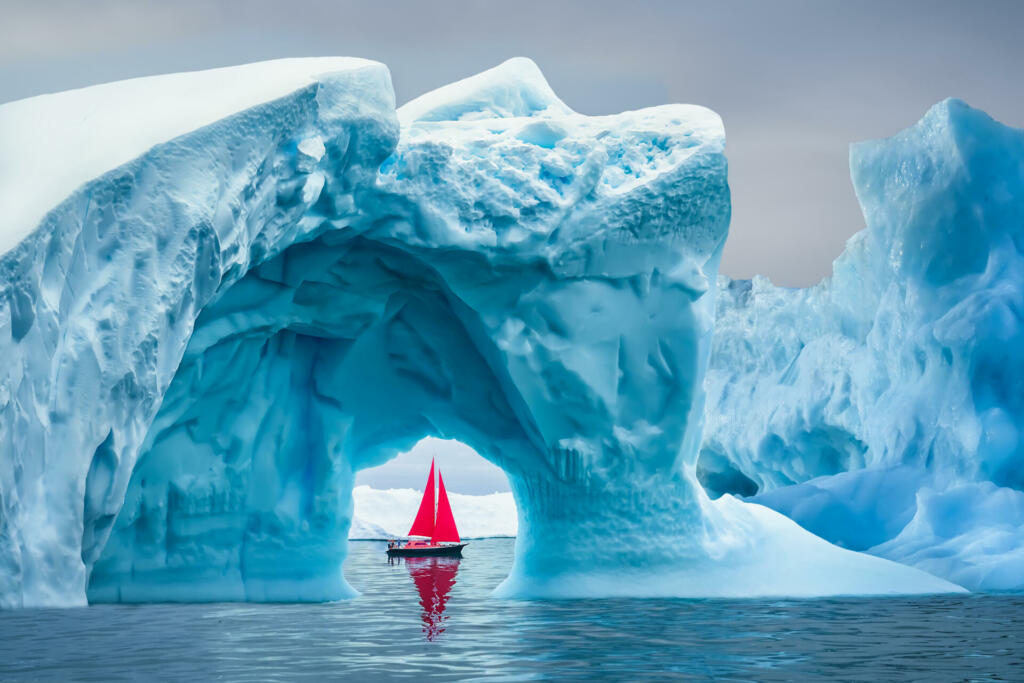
[3,0,1021,491]
[355,438,510,495]
[3,0,1022,286]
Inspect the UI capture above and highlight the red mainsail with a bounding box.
[407,459,436,538]
[431,471,461,544]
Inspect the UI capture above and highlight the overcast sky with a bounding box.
[3,0,1021,491]
[355,438,511,495]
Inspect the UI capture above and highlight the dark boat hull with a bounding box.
[387,543,467,558]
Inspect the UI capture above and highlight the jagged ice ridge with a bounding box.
[703,99,1024,591]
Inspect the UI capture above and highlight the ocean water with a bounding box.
[1,538,1022,681]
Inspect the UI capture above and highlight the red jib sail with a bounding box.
[431,471,461,544]
[408,459,436,538]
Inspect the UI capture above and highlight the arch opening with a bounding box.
[87,232,545,602]
[350,437,516,542]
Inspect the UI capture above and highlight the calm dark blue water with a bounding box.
[1,538,1022,681]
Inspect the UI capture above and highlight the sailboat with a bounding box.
[386,458,467,557]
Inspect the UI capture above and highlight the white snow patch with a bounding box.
[0,57,383,256]
[398,57,571,125]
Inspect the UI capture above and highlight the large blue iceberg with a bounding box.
[0,57,973,607]
[704,99,1024,591]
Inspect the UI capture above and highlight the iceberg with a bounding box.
[349,485,517,540]
[0,58,399,606]
[0,57,961,607]
[705,99,1024,591]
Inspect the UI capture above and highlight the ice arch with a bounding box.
[0,58,959,607]
[88,58,733,602]
[88,235,551,601]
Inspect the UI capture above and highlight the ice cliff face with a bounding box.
[0,59,398,606]
[0,58,961,607]
[704,100,1024,590]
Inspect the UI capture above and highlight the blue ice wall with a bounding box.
[0,60,399,606]
[704,100,1024,590]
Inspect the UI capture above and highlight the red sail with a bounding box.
[431,471,461,544]
[408,459,436,538]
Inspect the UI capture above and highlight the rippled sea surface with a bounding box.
[2,538,1023,681]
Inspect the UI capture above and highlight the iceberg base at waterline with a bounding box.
[494,481,963,599]
[354,482,963,597]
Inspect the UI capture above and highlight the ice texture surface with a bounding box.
[0,58,399,606]
[705,99,1024,591]
[0,58,961,606]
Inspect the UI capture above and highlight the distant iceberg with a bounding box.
[704,99,1024,591]
[349,486,517,539]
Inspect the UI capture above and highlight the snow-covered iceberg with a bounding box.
[349,485,517,539]
[0,57,962,607]
[704,99,1024,591]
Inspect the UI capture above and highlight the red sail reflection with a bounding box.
[403,556,461,641]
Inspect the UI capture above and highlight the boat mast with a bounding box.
[431,470,461,544]
[407,458,436,538]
